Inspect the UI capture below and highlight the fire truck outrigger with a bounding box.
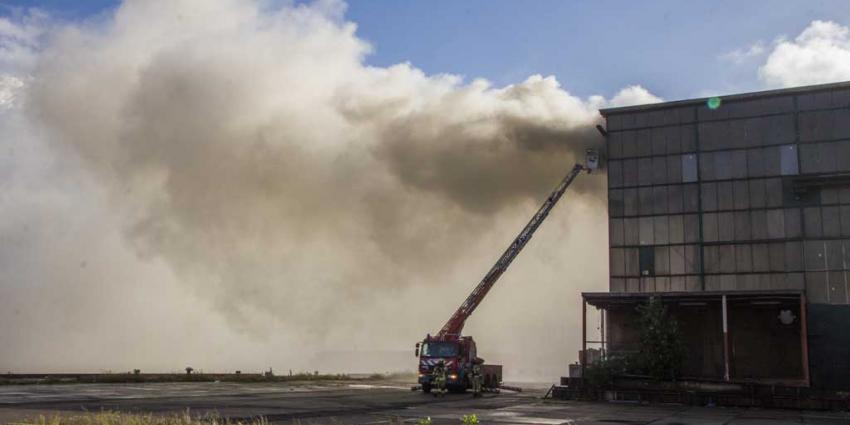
[415,149,600,393]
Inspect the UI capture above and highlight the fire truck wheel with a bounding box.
[421,383,431,393]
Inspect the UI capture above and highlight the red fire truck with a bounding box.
[415,150,599,393]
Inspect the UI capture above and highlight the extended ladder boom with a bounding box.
[437,161,589,338]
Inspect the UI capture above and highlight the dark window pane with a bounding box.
[669,215,684,244]
[735,211,751,241]
[751,210,768,240]
[611,248,625,275]
[655,246,670,275]
[703,213,718,242]
[805,240,826,271]
[624,188,638,216]
[652,186,668,214]
[785,208,802,238]
[652,156,667,185]
[752,244,769,272]
[625,248,639,276]
[683,184,700,212]
[769,243,785,272]
[667,155,682,183]
[670,245,685,274]
[747,148,765,177]
[735,244,752,273]
[639,246,655,277]
[842,206,850,237]
[610,218,624,246]
[639,217,654,245]
[668,184,683,214]
[638,157,652,186]
[623,159,638,184]
[718,245,735,273]
[749,179,766,208]
[609,189,624,217]
[806,272,828,304]
[715,151,733,180]
[699,152,715,180]
[766,209,785,239]
[638,187,653,215]
[718,212,734,241]
[684,244,701,274]
[703,245,720,273]
[608,160,623,188]
[733,180,749,210]
[624,218,639,245]
[785,242,803,272]
[731,150,748,179]
[765,178,783,207]
[823,206,841,237]
[718,181,734,210]
[654,215,669,245]
[804,207,823,238]
[702,182,718,211]
[684,214,700,243]
[826,240,844,270]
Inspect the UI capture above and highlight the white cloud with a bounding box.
[608,85,663,108]
[720,41,766,64]
[759,20,850,87]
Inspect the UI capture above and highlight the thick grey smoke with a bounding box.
[1,0,659,376]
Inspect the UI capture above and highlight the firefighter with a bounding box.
[471,358,485,398]
[471,362,483,398]
[431,360,447,397]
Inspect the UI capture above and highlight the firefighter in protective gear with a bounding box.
[431,360,447,397]
[471,362,483,398]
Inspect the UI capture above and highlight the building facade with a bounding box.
[586,82,850,389]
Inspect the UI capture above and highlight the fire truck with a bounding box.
[415,149,599,393]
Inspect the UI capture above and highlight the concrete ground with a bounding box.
[0,382,848,424]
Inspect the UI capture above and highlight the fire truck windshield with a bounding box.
[420,342,458,357]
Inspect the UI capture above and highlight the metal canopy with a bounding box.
[582,290,803,308]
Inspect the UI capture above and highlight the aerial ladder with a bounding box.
[414,149,600,393]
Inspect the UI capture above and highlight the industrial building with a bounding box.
[585,81,850,390]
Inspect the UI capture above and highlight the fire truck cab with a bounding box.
[415,336,501,393]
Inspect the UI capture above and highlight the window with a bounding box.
[610,248,625,275]
[667,155,682,183]
[652,156,668,185]
[420,342,459,357]
[669,215,684,244]
[670,245,685,274]
[608,160,623,188]
[682,154,698,182]
[780,144,799,175]
[804,241,825,271]
[735,244,752,273]
[654,215,669,244]
[655,246,670,275]
[639,217,654,245]
[639,246,655,276]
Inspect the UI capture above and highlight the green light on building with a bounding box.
[707,97,722,110]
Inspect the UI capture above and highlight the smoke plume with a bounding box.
[1,0,659,376]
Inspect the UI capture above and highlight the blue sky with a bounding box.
[4,0,850,101]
